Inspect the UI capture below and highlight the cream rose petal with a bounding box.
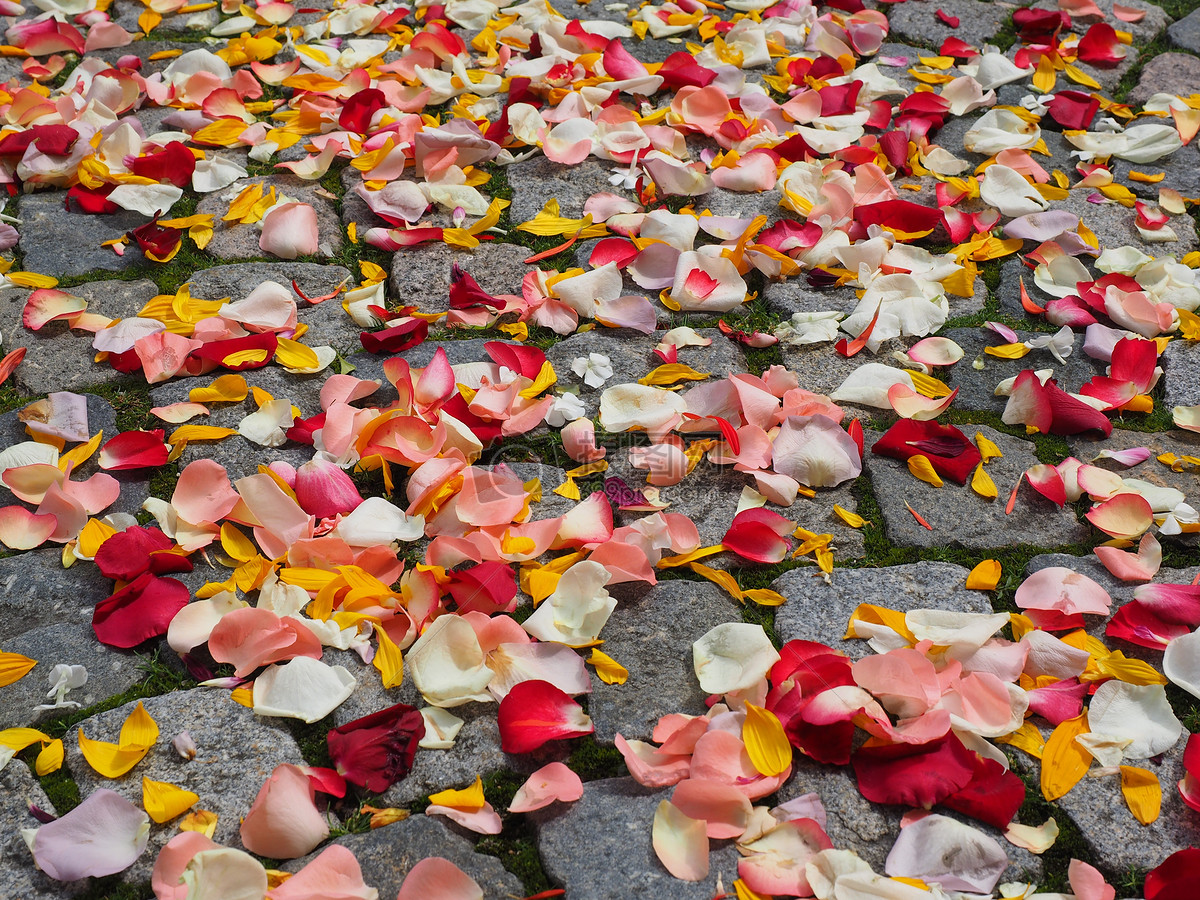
[693,622,781,695]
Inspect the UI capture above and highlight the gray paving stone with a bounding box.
[1032,0,1169,45]
[544,326,746,417]
[942,326,1106,415]
[773,561,992,659]
[1065,189,1197,257]
[0,623,144,730]
[65,689,305,881]
[389,242,531,317]
[0,549,113,643]
[1126,52,1200,107]
[508,156,625,224]
[863,425,1091,549]
[18,192,154,278]
[186,261,359,353]
[775,759,1044,880]
[587,580,740,743]
[0,280,158,394]
[1112,142,1200,201]
[887,0,1008,49]
[0,760,66,900]
[1169,6,1200,54]
[194,176,342,260]
[1055,734,1200,871]
[764,279,860,319]
[285,815,525,899]
[147,365,326,478]
[531,776,741,900]
[1163,337,1200,408]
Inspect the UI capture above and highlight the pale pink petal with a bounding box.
[508,762,584,813]
[1068,859,1116,900]
[670,778,753,839]
[152,402,211,424]
[0,505,56,549]
[396,858,483,900]
[32,789,150,881]
[62,471,120,516]
[268,845,375,900]
[652,800,709,881]
[888,384,958,420]
[36,481,87,542]
[1094,532,1161,582]
[425,801,503,834]
[738,819,833,896]
[1015,566,1112,615]
[239,764,330,860]
[885,814,1008,894]
[595,295,657,333]
[152,832,220,900]
[562,418,606,463]
[907,337,964,367]
[614,733,691,788]
[1086,493,1154,540]
[260,202,319,260]
[173,459,239,525]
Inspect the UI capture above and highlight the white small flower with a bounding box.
[1024,325,1074,364]
[1020,93,1052,116]
[545,392,586,428]
[571,353,614,389]
[609,150,642,190]
[36,664,87,711]
[1095,117,1124,133]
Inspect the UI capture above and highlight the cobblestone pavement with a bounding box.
[2,0,1200,897]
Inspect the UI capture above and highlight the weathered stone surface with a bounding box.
[1112,141,1200,201]
[18,192,153,277]
[286,815,525,899]
[508,156,622,223]
[0,549,113,642]
[996,254,1063,318]
[0,624,145,730]
[544,327,746,417]
[699,187,784,220]
[887,0,1007,49]
[187,261,360,353]
[1164,333,1200,409]
[1064,189,1196,256]
[1033,0,1168,44]
[148,365,325,476]
[764,279,861,319]
[0,760,66,900]
[774,561,992,659]
[1056,734,1200,871]
[194,177,342,260]
[66,690,304,880]
[942,326,1106,414]
[532,777,741,900]
[865,425,1091,549]
[587,580,740,742]
[0,280,157,393]
[1169,6,1200,54]
[389,242,531,316]
[1127,52,1200,108]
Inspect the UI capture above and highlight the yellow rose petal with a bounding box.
[0,651,37,687]
[1041,713,1092,801]
[1120,766,1161,825]
[372,625,404,690]
[587,648,629,685]
[143,776,200,823]
[907,454,944,487]
[35,738,63,775]
[428,775,485,811]
[742,703,791,777]
[965,559,1001,591]
[971,463,998,500]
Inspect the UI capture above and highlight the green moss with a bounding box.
[63,878,154,900]
[567,737,625,782]
[281,714,336,769]
[474,834,552,894]
[37,763,83,815]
